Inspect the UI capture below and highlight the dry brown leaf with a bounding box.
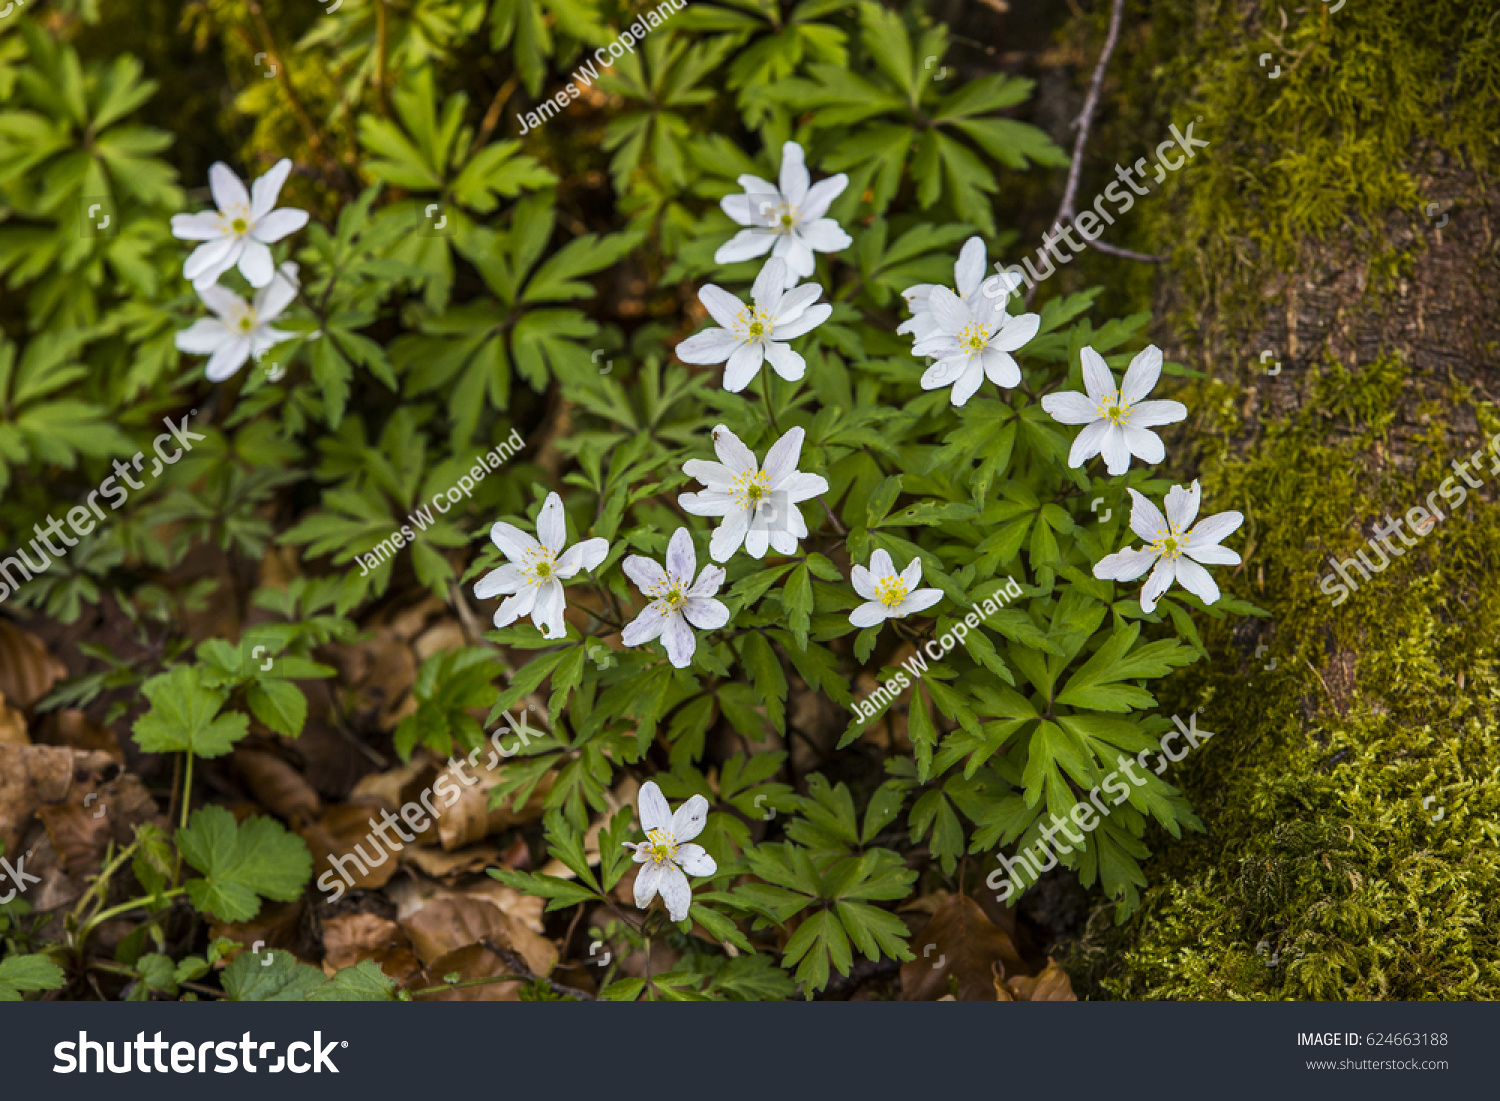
[0,620,67,710]
[299,803,403,894]
[1006,958,1077,1001]
[234,748,321,824]
[901,894,1027,1001]
[35,709,123,760]
[420,944,526,1002]
[991,961,1016,1001]
[413,620,467,660]
[212,899,307,963]
[401,843,502,880]
[348,756,431,809]
[0,743,78,853]
[0,691,28,746]
[383,873,546,935]
[400,896,556,977]
[37,762,162,878]
[432,754,553,851]
[320,913,423,987]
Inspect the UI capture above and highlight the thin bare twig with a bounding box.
[1091,239,1166,263]
[1055,0,1128,227]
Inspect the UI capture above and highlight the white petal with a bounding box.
[778,141,809,205]
[1122,425,1165,466]
[797,218,851,252]
[1188,510,1243,546]
[744,521,770,559]
[252,263,300,320]
[637,781,672,832]
[772,302,831,340]
[682,460,733,491]
[205,339,251,382]
[851,564,877,600]
[980,349,1021,388]
[557,537,608,576]
[661,614,697,668]
[175,319,231,355]
[720,193,759,226]
[1068,419,1110,468]
[250,207,308,244]
[1120,345,1162,403]
[1093,546,1158,582]
[666,528,696,581]
[778,471,827,502]
[677,327,741,366]
[763,341,805,382]
[714,230,776,264]
[495,585,538,627]
[237,239,275,288]
[954,237,986,298]
[1184,542,1240,565]
[249,158,293,219]
[197,281,244,319]
[474,563,525,599]
[689,565,726,598]
[1041,390,1098,425]
[209,162,250,213]
[671,794,710,841]
[774,235,815,282]
[927,285,972,333]
[849,602,889,628]
[770,283,821,327]
[491,521,540,561]
[900,556,923,589]
[680,490,734,518]
[921,355,969,390]
[723,341,765,392]
[1080,346,1115,403]
[532,579,567,638]
[674,843,717,877]
[622,602,670,646]
[698,284,745,330]
[536,492,567,553]
[171,212,226,241]
[682,596,729,630]
[1173,557,1220,605]
[870,548,895,579]
[897,588,942,616]
[752,258,788,306]
[987,312,1039,352]
[1164,480,1201,531]
[761,426,804,487]
[708,508,750,562]
[1129,399,1187,428]
[799,174,847,220]
[1128,490,1169,543]
[1139,559,1176,613]
[634,859,665,910]
[184,236,240,283]
[658,863,693,922]
[948,360,986,406]
[711,425,756,475]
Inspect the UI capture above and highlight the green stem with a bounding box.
[759,369,781,434]
[82,888,186,937]
[180,750,194,831]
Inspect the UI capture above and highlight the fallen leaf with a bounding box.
[1005,957,1077,1001]
[383,873,546,935]
[0,692,28,746]
[432,753,553,851]
[37,760,163,878]
[402,843,503,880]
[211,899,306,963]
[400,896,556,977]
[320,913,423,987]
[35,709,123,760]
[299,803,403,894]
[0,744,78,853]
[234,747,321,824]
[901,894,1026,1001]
[419,943,526,1002]
[0,620,67,710]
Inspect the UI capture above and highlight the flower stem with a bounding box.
[759,370,781,434]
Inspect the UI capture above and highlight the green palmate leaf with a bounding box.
[0,954,66,1001]
[131,666,249,759]
[222,951,396,1002]
[176,807,313,923]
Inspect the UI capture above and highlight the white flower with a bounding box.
[474,492,610,639]
[1040,346,1187,475]
[171,159,310,288]
[622,528,731,668]
[715,141,852,289]
[624,781,716,923]
[849,549,942,628]
[174,262,300,382]
[910,284,1040,407]
[675,258,831,392]
[898,236,1024,343]
[679,424,829,563]
[1094,481,1243,613]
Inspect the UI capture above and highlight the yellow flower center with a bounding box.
[237,314,255,332]
[874,575,909,608]
[735,304,775,342]
[958,321,989,355]
[521,544,561,585]
[1097,389,1132,425]
[1151,527,1190,560]
[764,202,799,234]
[730,469,772,513]
[644,827,677,866]
[231,217,248,234]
